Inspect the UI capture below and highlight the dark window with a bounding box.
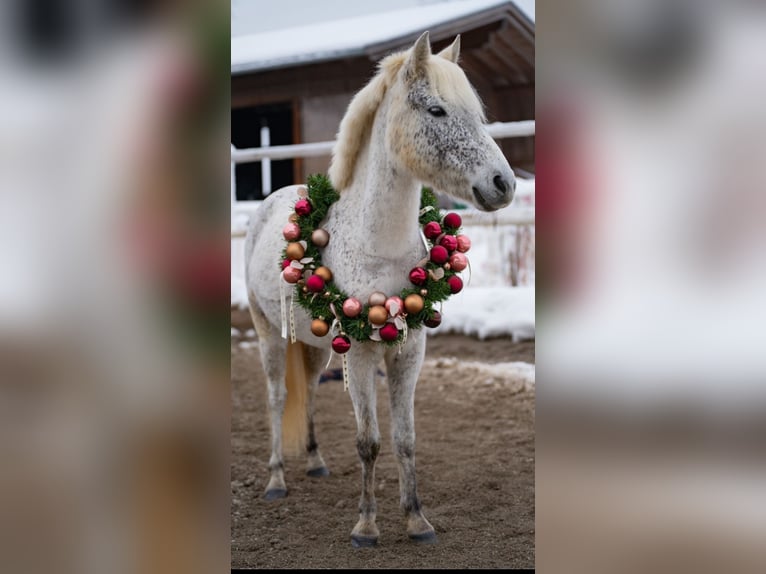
[232,102,294,201]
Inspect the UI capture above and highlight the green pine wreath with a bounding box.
[280,174,468,347]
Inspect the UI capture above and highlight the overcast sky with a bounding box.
[231,0,458,36]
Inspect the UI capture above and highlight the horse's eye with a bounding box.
[428,106,446,117]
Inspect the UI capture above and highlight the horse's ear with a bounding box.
[437,35,461,64]
[404,31,431,81]
[329,72,387,191]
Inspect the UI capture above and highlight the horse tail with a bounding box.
[282,340,310,456]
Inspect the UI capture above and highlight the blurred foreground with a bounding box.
[0,2,229,573]
[538,2,766,573]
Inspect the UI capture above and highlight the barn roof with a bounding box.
[231,0,534,75]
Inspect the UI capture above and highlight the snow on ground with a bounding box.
[424,356,535,389]
[428,286,534,341]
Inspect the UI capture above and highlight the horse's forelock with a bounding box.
[426,57,486,122]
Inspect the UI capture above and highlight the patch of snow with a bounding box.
[424,356,535,390]
[231,327,240,337]
[428,286,534,341]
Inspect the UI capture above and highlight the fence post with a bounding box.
[260,123,271,196]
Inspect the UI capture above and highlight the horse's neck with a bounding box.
[340,101,422,260]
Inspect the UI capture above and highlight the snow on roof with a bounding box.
[231,0,534,74]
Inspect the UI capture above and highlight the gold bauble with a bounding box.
[315,266,333,282]
[404,294,425,314]
[368,305,388,326]
[285,242,305,260]
[311,319,330,337]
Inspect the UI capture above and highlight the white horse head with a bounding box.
[330,31,516,211]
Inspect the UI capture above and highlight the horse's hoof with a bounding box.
[409,531,437,544]
[263,488,287,501]
[350,535,378,548]
[306,466,330,478]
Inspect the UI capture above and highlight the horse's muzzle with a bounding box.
[472,171,515,211]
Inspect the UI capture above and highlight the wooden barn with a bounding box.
[230,0,534,201]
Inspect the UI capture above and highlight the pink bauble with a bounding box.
[295,198,312,216]
[443,212,462,229]
[311,228,330,247]
[409,267,428,286]
[385,296,404,317]
[449,252,468,272]
[447,276,463,294]
[423,221,442,240]
[342,297,362,318]
[430,245,449,264]
[332,335,351,354]
[282,266,302,283]
[439,235,458,252]
[424,311,442,328]
[456,235,471,253]
[306,274,325,293]
[379,323,399,342]
[282,223,301,241]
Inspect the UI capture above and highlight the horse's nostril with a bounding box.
[493,175,509,194]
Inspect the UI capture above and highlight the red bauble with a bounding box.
[281,259,291,270]
[306,274,325,293]
[424,311,442,328]
[332,335,351,354]
[439,235,458,252]
[443,212,462,229]
[423,221,442,240]
[295,199,312,216]
[430,245,449,264]
[409,267,428,286]
[447,276,463,294]
[379,323,399,342]
[456,235,471,253]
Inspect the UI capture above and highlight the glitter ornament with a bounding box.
[447,276,463,294]
[430,245,449,264]
[332,335,351,354]
[443,212,462,229]
[379,323,399,342]
[368,305,388,326]
[311,319,330,337]
[285,242,305,260]
[404,294,424,314]
[282,266,302,283]
[315,266,333,282]
[295,198,312,216]
[423,221,442,240]
[342,298,362,318]
[311,228,330,247]
[368,291,387,307]
[449,252,468,272]
[409,267,428,286]
[306,274,325,293]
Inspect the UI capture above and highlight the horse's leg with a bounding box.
[303,345,331,477]
[248,297,289,500]
[384,334,436,543]
[347,347,381,547]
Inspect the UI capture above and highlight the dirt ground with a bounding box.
[231,332,535,569]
